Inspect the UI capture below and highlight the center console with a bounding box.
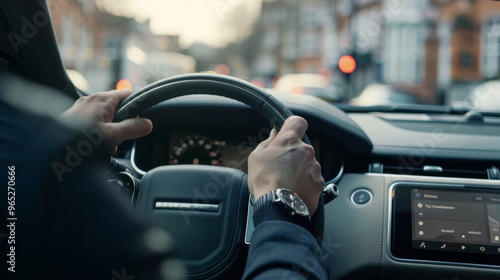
[323,173,500,280]
[390,182,500,267]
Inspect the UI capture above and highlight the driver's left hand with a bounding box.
[62,89,153,155]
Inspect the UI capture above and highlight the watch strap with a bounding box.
[253,190,311,229]
[254,190,276,208]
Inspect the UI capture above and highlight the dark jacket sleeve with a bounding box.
[0,86,185,280]
[243,202,328,280]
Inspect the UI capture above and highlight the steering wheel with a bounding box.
[113,73,324,279]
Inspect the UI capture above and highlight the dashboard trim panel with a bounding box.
[326,163,344,185]
[131,140,147,176]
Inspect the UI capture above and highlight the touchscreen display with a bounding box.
[411,188,500,255]
[391,183,500,266]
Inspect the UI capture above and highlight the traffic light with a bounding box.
[338,55,356,74]
[338,54,357,99]
[116,79,132,90]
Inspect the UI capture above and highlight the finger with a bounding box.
[103,89,134,109]
[252,128,278,154]
[90,89,133,111]
[100,118,153,146]
[95,89,134,123]
[274,116,308,145]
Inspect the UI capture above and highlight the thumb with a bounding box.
[100,118,153,146]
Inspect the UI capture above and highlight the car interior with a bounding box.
[2,1,500,279]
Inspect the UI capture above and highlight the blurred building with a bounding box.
[381,1,431,101]
[50,0,500,102]
[252,0,286,78]
[335,0,385,98]
[334,0,500,104]
[48,0,177,92]
[253,0,394,99]
[252,0,340,85]
[333,0,436,102]
[294,0,336,73]
[279,0,300,75]
[431,0,500,105]
[49,0,132,92]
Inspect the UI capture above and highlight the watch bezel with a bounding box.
[275,188,310,217]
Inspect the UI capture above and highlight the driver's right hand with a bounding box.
[247,116,325,215]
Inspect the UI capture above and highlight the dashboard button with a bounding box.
[351,189,373,205]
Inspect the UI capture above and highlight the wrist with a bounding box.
[253,188,311,229]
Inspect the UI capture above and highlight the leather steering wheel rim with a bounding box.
[114,73,310,144]
[113,73,324,277]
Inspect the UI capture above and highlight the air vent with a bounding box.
[366,160,500,180]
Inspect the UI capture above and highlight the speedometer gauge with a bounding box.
[169,135,223,166]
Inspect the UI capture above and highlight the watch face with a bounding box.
[277,189,310,217]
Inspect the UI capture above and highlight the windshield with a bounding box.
[48,0,500,109]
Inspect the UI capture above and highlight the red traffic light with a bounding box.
[116,79,132,90]
[339,55,356,74]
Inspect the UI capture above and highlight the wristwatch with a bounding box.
[254,188,311,220]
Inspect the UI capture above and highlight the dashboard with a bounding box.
[155,131,249,172]
[135,130,321,174]
[117,92,500,280]
[328,174,500,280]
[128,94,343,180]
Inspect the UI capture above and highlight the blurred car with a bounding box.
[273,73,342,103]
[453,80,500,111]
[249,76,273,88]
[349,83,421,106]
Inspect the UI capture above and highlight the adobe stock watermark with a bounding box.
[179,170,235,225]
[465,80,498,108]
[285,234,341,279]
[51,127,104,182]
[110,267,135,280]
[7,0,51,54]
[340,0,403,52]
[7,0,94,54]
[212,0,244,21]
[114,91,150,122]
[227,124,274,170]
[397,127,448,175]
